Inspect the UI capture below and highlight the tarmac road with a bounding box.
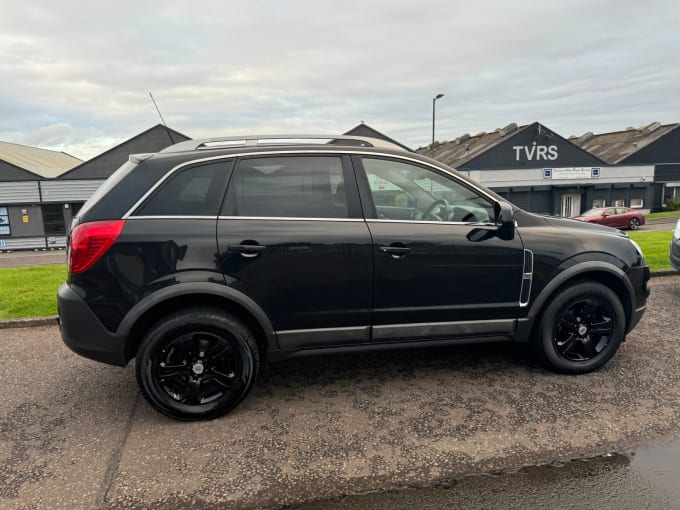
[1,276,680,509]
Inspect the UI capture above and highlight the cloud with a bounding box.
[1,0,679,159]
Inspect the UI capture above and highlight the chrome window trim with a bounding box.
[126,215,217,220]
[368,219,497,227]
[123,150,499,219]
[219,216,363,222]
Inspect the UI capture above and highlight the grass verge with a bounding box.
[628,230,673,270]
[0,264,66,319]
[646,211,680,220]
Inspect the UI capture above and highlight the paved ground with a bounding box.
[1,276,680,509]
[295,443,680,509]
[0,250,65,268]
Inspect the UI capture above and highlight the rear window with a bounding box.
[221,156,348,218]
[135,161,233,217]
[75,161,137,220]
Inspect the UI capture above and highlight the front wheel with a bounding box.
[531,281,626,374]
[136,308,259,421]
[628,217,640,230]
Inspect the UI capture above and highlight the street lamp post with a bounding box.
[432,93,444,147]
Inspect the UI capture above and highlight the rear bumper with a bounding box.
[57,282,128,366]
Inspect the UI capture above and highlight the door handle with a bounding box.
[228,243,266,257]
[379,245,412,258]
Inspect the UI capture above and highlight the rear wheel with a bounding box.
[628,217,640,230]
[136,308,259,421]
[531,281,626,374]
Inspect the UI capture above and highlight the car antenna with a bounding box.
[149,92,175,145]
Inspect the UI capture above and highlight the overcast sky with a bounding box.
[1,0,679,160]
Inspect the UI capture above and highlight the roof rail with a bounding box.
[159,134,407,153]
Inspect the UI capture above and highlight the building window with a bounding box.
[630,198,644,208]
[42,204,66,236]
[592,198,606,208]
[613,199,625,207]
[0,207,10,236]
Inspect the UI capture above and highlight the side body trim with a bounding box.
[277,326,370,349]
[372,319,515,341]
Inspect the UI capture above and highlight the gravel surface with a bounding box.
[1,276,679,509]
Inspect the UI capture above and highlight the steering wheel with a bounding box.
[421,198,450,221]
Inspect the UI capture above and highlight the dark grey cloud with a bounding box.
[1,0,679,158]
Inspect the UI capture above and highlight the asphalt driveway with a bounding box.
[1,276,680,509]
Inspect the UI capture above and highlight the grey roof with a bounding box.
[0,140,82,178]
[571,122,680,164]
[417,122,528,167]
[344,123,413,152]
[58,124,190,179]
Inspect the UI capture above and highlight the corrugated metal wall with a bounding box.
[0,181,41,203]
[40,180,103,203]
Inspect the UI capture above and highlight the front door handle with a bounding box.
[379,245,412,258]
[228,243,266,258]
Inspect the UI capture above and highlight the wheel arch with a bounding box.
[517,262,635,342]
[119,283,277,362]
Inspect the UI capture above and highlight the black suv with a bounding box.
[58,135,650,420]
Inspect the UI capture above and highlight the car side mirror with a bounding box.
[494,201,515,240]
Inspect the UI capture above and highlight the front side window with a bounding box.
[222,156,348,218]
[362,157,494,223]
[135,161,233,217]
[0,207,10,236]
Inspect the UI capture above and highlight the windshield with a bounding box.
[580,208,604,217]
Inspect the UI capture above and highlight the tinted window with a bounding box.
[136,161,233,216]
[222,156,348,218]
[362,157,494,223]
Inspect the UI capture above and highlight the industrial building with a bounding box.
[419,121,680,217]
[0,125,188,250]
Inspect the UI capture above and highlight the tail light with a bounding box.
[68,220,125,274]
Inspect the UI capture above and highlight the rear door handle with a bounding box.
[379,245,412,258]
[228,243,266,257]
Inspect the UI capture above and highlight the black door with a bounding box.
[217,154,373,350]
[354,156,525,341]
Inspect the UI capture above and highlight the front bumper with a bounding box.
[625,264,650,333]
[57,282,128,366]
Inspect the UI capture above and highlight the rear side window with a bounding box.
[135,161,233,217]
[222,156,349,218]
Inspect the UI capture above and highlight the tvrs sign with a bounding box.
[513,145,558,161]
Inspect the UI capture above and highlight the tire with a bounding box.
[628,217,640,230]
[531,281,626,374]
[135,308,260,421]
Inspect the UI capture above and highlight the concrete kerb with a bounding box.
[0,315,58,329]
[0,270,676,329]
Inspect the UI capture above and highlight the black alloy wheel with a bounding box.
[532,281,625,374]
[136,309,259,420]
[553,299,613,361]
[628,217,640,230]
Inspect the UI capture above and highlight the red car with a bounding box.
[571,207,646,230]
